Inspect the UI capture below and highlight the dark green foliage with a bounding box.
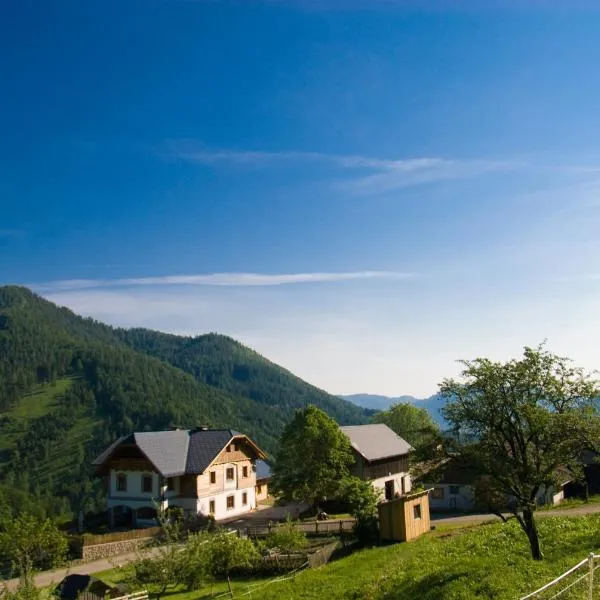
[265,516,308,553]
[340,477,380,545]
[440,344,600,560]
[0,513,68,576]
[116,328,368,438]
[271,406,355,512]
[0,286,367,519]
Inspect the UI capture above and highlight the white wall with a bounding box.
[108,468,257,522]
[370,472,411,500]
[197,487,256,521]
[109,469,161,503]
[425,483,475,511]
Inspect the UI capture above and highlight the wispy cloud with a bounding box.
[336,158,519,195]
[164,141,523,194]
[33,270,418,292]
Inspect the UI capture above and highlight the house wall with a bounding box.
[425,483,475,512]
[103,436,261,524]
[425,482,565,512]
[255,480,269,503]
[355,455,411,500]
[197,487,256,520]
[194,442,258,519]
[108,469,161,507]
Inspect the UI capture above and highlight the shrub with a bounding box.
[265,516,308,553]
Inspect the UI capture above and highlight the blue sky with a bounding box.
[2,1,600,396]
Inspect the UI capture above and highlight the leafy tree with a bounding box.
[271,405,354,513]
[1,572,41,600]
[340,477,380,544]
[440,344,600,560]
[372,402,440,454]
[0,513,67,576]
[472,475,509,523]
[201,530,259,596]
[129,517,185,600]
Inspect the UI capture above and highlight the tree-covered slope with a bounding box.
[115,328,366,427]
[0,286,367,517]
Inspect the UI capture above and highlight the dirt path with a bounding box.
[5,502,600,592]
[432,502,600,526]
[2,549,146,592]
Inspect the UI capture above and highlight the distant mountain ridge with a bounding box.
[341,393,447,426]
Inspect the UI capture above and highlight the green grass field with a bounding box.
[0,378,75,461]
[96,515,600,600]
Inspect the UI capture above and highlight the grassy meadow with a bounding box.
[96,514,600,600]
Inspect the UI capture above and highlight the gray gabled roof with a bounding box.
[134,430,190,477]
[340,424,413,462]
[185,429,237,474]
[93,428,263,477]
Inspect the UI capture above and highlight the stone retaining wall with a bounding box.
[81,536,154,561]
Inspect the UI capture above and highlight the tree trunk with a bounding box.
[522,507,543,560]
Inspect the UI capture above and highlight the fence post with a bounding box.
[315,520,319,535]
[589,553,594,600]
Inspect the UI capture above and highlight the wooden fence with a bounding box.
[243,518,355,538]
[82,526,161,546]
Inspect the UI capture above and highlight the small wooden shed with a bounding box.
[378,489,431,542]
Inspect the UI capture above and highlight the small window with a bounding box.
[256,484,262,494]
[413,504,422,520]
[142,474,153,494]
[226,445,231,453]
[116,473,127,492]
[242,466,248,478]
[209,500,215,514]
[431,487,445,500]
[232,443,238,451]
[226,467,235,481]
[210,471,216,484]
[242,491,248,505]
[226,495,235,510]
[167,477,175,491]
[449,485,460,495]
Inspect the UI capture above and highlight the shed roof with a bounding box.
[340,424,413,462]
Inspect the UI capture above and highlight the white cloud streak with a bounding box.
[164,141,523,194]
[33,270,418,292]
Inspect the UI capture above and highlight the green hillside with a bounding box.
[0,286,367,518]
[115,328,365,427]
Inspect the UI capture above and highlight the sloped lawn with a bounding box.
[98,515,600,599]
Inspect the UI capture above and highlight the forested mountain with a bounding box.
[0,286,367,518]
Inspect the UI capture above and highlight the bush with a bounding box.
[265,516,308,553]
